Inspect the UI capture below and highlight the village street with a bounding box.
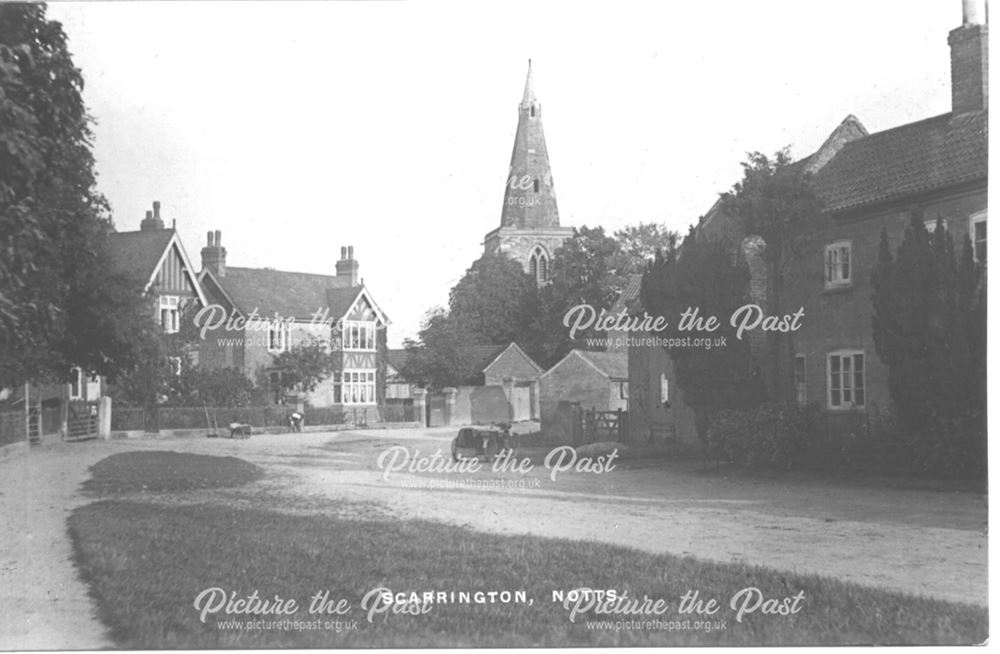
[0,427,987,649]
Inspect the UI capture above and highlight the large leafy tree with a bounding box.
[720,150,823,401]
[614,222,679,272]
[641,227,763,442]
[0,3,150,388]
[448,251,539,346]
[871,214,986,477]
[533,226,632,365]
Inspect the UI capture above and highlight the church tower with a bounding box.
[484,60,573,285]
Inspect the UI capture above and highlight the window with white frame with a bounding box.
[659,373,669,405]
[159,295,180,334]
[970,211,987,263]
[268,321,290,353]
[167,356,182,376]
[827,350,865,409]
[342,320,375,351]
[618,381,629,400]
[339,370,375,405]
[794,354,807,405]
[824,242,852,288]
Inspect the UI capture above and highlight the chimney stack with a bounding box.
[336,245,360,286]
[140,201,165,231]
[201,229,227,277]
[949,0,989,114]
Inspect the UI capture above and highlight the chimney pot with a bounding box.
[215,230,222,246]
[963,0,987,25]
[146,210,153,220]
[340,246,347,260]
[207,231,214,246]
[348,245,354,259]
[153,201,161,219]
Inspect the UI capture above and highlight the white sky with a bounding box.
[47,0,958,346]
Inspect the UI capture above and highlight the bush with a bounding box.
[706,402,822,469]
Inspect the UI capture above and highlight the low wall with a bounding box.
[111,421,423,440]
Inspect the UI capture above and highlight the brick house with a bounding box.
[197,237,389,410]
[5,201,207,438]
[628,4,987,446]
[540,350,628,423]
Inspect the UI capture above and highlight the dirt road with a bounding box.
[0,427,987,648]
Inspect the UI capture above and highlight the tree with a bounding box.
[533,226,632,365]
[271,340,339,394]
[614,222,679,272]
[641,227,764,442]
[871,213,986,477]
[448,252,538,346]
[0,3,150,387]
[720,150,823,401]
[166,367,263,408]
[400,309,482,390]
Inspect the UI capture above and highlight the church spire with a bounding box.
[499,60,560,230]
[521,58,537,108]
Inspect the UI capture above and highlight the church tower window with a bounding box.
[529,246,549,285]
[530,104,536,117]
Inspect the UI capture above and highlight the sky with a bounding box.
[47,0,960,346]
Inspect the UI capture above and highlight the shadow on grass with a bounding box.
[82,451,265,494]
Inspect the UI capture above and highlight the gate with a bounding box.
[66,400,99,441]
[583,408,627,443]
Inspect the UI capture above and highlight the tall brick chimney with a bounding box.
[336,245,360,286]
[949,0,989,114]
[140,200,165,231]
[201,230,227,277]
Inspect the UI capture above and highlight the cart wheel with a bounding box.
[484,437,499,462]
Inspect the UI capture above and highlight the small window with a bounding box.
[824,242,852,288]
[533,179,539,193]
[659,373,669,405]
[827,350,865,410]
[159,295,180,334]
[970,211,987,263]
[167,356,182,376]
[619,382,629,400]
[794,354,807,405]
[530,104,536,118]
[268,321,290,353]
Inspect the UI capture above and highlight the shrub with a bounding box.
[706,402,822,469]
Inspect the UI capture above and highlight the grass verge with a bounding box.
[69,500,986,648]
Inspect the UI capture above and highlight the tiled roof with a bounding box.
[812,110,988,213]
[610,274,643,313]
[457,344,509,373]
[575,350,628,380]
[387,349,410,371]
[106,229,176,286]
[219,267,354,319]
